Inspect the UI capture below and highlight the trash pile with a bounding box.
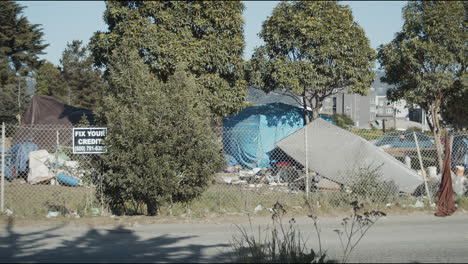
[2,142,84,187]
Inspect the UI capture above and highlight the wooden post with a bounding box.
[1,123,5,213]
[413,131,432,201]
[305,123,310,201]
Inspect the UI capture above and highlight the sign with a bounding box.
[73,127,107,154]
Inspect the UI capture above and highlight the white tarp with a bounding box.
[275,119,423,193]
[28,150,55,184]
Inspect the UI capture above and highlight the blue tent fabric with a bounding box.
[5,142,39,178]
[223,103,333,169]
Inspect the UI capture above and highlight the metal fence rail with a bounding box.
[0,123,466,217]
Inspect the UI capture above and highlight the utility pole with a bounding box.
[17,76,21,124]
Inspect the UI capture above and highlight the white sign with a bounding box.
[72,127,107,154]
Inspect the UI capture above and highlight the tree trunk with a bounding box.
[312,99,322,120]
[312,108,320,120]
[430,103,444,171]
[146,199,159,216]
[302,91,310,125]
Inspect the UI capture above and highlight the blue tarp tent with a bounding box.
[2,142,39,179]
[223,103,333,169]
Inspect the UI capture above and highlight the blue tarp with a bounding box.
[4,142,38,179]
[223,103,333,169]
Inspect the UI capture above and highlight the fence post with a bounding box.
[413,131,432,200]
[1,122,5,213]
[305,123,310,201]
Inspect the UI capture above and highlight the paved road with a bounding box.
[0,214,467,263]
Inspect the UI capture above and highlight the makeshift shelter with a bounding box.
[223,103,333,169]
[14,95,95,150]
[275,118,423,193]
[22,95,94,126]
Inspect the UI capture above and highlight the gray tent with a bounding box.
[275,119,423,193]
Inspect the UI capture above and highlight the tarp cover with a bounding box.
[275,118,423,193]
[223,103,333,169]
[6,142,39,176]
[22,95,94,126]
[28,150,55,184]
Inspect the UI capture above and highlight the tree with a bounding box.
[60,40,105,109]
[97,48,224,216]
[90,1,247,120]
[378,1,467,169]
[442,85,468,131]
[247,1,376,123]
[35,61,68,101]
[0,1,48,123]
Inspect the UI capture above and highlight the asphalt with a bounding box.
[0,213,467,263]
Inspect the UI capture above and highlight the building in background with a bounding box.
[247,71,429,130]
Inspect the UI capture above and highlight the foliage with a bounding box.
[442,88,468,131]
[60,40,106,109]
[247,1,376,122]
[97,49,224,216]
[333,201,386,263]
[406,126,423,132]
[35,62,68,102]
[331,114,354,129]
[377,1,467,169]
[231,202,330,263]
[90,1,247,120]
[348,164,399,203]
[0,1,48,123]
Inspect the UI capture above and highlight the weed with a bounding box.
[333,201,386,263]
[230,202,330,263]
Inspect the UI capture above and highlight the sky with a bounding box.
[20,1,407,66]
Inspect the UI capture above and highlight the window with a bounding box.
[332,97,337,114]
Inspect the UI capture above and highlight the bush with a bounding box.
[348,164,399,203]
[332,113,354,129]
[97,50,224,215]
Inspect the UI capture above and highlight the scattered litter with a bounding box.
[222,177,232,184]
[254,205,264,213]
[67,211,80,219]
[232,180,248,185]
[430,203,436,208]
[46,211,59,218]
[386,203,393,208]
[292,206,303,210]
[91,208,100,216]
[453,176,466,196]
[5,209,13,216]
[409,200,425,208]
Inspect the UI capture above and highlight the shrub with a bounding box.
[332,113,354,129]
[348,164,399,203]
[97,49,224,215]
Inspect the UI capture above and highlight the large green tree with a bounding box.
[378,1,467,169]
[35,61,68,101]
[0,1,48,123]
[247,1,376,123]
[90,1,247,120]
[98,48,224,216]
[60,40,105,109]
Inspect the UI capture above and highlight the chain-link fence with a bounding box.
[1,122,467,217]
[0,124,101,217]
